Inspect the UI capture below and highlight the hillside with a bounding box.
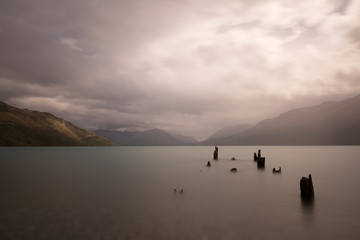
[94,129,198,146]
[203,95,360,145]
[0,101,115,146]
[205,124,253,142]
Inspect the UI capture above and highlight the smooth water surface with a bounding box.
[1,146,360,239]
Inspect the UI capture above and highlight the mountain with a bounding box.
[94,128,198,146]
[205,124,253,141]
[0,101,115,146]
[205,95,360,145]
[4,94,358,146]
[173,134,198,144]
[127,129,183,146]
[93,129,139,145]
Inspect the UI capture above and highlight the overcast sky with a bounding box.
[1,0,360,140]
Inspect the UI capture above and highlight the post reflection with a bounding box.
[301,197,315,222]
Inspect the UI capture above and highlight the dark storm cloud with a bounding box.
[333,0,352,14]
[0,19,88,86]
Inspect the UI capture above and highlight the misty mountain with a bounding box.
[93,129,140,145]
[205,95,360,145]
[94,128,198,146]
[172,134,199,144]
[3,94,359,146]
[206,124,253,141]
[0,101,115,146]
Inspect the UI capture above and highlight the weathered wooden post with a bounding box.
[257,157,265,168]
[300,174,314,200]
[255,149,265,168]
[213,146,218,160]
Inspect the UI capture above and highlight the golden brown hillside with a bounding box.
[0,101,115,146]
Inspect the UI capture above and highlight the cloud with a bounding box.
[59,37,83,52]
[336,68,360,87]
[1,0,360,139]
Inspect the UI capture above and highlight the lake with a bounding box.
[1,146,360,239]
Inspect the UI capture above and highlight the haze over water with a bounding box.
[1,146,360,239]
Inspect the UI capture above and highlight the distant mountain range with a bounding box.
[202,95,360,145]
[93,129,198,146]
[85,95,360,146]
[2,95,360,146]
[0,101,115,146]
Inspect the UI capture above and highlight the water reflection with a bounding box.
[301,197,315,221]
[257,166,266,171]
[301,197,315,209]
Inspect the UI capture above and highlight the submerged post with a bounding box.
[300,174,314,200]
[255,149,265,168]
[213,146,218,160]
[257,157,265,168]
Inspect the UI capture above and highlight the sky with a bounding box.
[1,0,360,140]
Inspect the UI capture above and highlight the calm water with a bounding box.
[1,146,360,240]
